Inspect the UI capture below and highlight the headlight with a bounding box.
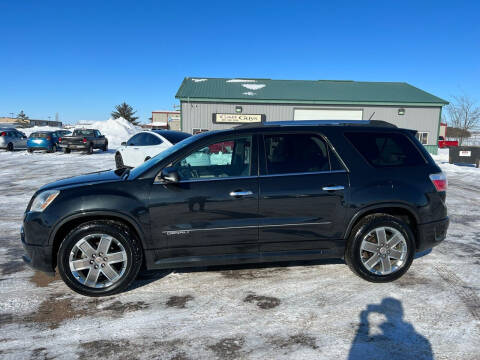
[30,190,60,212]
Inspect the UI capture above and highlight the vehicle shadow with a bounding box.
[128,258,345,291]
[348,297,433,360]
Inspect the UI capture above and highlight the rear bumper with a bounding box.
[63,144,88,150]
[416,217,449,252]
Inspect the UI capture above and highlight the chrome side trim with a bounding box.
[259,170,347,178]
[162,221,331,235]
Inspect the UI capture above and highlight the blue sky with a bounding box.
[1,0,478,124]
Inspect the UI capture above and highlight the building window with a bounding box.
[416,132,428,145]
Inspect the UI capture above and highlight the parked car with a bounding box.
[0,128,28,151]
[115,130,191,169]
[21,120,449,296]
[27,131,62,153]
[438,136,458,148]
[59,129,108,154]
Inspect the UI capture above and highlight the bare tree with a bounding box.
[446,95,480,145]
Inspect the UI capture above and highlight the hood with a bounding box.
[40,169,126,191]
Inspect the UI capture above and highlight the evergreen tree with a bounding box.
[16,110,29,120]
[16,110,30,127]
[111,102,139,125]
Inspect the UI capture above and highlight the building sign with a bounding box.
[213,113,265,124]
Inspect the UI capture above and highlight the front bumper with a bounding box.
[416,217,449,252]
[21,226,55,275]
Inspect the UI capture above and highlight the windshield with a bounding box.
[129,132,208,179]
[73,129,94,136]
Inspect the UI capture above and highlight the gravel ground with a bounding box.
[0,149,479,360]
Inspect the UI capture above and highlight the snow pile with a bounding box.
[21,126,63,137]
[191,78,207,82]
[75,117,139,149]
[242,83,266,90]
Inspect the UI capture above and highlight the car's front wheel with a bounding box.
[57,220,143,296]
[7,142,13,151]
[115,152,125,169]
[345,214,415,282]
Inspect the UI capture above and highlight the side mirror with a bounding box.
[22,136,27,139]
[121,142,127,146]
[160,167,179,183]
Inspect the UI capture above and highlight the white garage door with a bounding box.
[294,109,363,121]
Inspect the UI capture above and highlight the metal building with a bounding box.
[175,77,448,154]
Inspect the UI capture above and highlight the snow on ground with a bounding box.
[0,148,479,359]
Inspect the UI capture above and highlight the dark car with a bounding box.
[59,129,108,154]
[21,121,449,296]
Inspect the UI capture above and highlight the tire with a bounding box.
[28,148,33,153]
[345,214,415,283]
[7,143,13,151]
[57,220,143,297]
[48,145,57,153]
[115,152,125,169]
[63,147,71,154]
[87,143,93,155]
[102,142,108,152]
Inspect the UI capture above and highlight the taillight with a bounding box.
[82,138,87,143]
[429,172,447,192]
[47,136,51,140]
[59,137,62,142]
[0,132,5,136]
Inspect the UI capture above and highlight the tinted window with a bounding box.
[144,133,163,146]
[73,129,94,136]
[127,134,142,146]
[264,134,331,174]
[30,132,50,138]
[173,136,252,180]
[345,132,425,167]
[156,131,191,144]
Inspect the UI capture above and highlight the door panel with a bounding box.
[149,178,259,259]
[259,171,348,252]
[258,132,349,253]
[148,134,259,262]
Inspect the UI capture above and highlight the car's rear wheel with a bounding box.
[63,147,71,154]
[102,142,108,152]
[48,144,57,153]
[87,144,93,155]
[7,143,13,151]
[115,152,125,169]
[345,214,415,282]
[27,148,33,153]
[57,221,142,297]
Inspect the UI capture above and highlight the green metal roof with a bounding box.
[175,77,448,106]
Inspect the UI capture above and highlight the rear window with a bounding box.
[345,132,425,167]
[155,131,191,144]
[73,129,94,136]
[29,132,50,138]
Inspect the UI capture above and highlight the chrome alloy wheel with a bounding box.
[359,226,408,275]
[69,234,127,288]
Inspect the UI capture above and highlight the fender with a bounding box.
[343,202,420,240]
[48,209,148,248]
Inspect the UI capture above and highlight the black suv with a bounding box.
[21,121,449,296]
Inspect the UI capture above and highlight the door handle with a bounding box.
[322,185,345,191]
[229,190,253,197]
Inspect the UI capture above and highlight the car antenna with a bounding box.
[368,112,375,120]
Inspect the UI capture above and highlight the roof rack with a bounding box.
[236,120,397,129]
